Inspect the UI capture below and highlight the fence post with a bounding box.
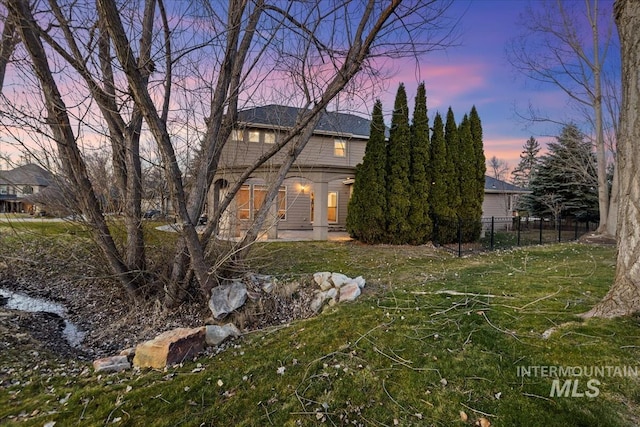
[517,216,521,246]
[539,217,543,244]
[490,216,495,251]
[558,216,562,242]
[457,217,462,258]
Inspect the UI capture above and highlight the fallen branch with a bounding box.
[413,290,500,298]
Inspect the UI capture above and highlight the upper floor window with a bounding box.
[334,139,346,157]
[22,185,33,195]
[264,132,275,144]
[248,130,261,143]
[231,129,243,142]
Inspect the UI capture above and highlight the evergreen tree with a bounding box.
[408,83,432,244]
[469,106,485,240]
[346,100,387,243]
[435,107,461,242]
[444,107,461,216]
[511,136,541,188]
[527,124,599,221]
[512,136,541,214]
[458,114,480,241]
[386,84,412,243]
[429,112,457,243]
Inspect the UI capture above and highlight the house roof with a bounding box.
[236,104,376,138]
[484,175,529,193]
[0,164,54,187]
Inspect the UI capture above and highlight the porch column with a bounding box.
[313,181,328,240]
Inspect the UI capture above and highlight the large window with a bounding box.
[237,185,251,219]
[238,185,287,220]
[231,129,243,142]
[334,139,346,157]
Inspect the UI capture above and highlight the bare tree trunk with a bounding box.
[97,0,213,297]
[0,8,18,93]
[8,0,141,295]
[605,159,619,236]
[582,0,640,318]
[591,0,610,234]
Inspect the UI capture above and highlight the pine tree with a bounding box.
[346,100,387,243]
[511,136,540,188]
[527,124,599,221]
[386,84,412,243]
[428,112,457,243]
[408,83,432,244]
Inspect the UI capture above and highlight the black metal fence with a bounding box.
[434,216,599,257]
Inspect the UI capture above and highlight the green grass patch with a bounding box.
[1,239,639,426]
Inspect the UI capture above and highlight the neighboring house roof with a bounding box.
[236,104,378,138]
[484,175,529,193]
[0,163,53,187]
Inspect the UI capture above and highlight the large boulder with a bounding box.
[133,327,206,369]
[209,281,247,319]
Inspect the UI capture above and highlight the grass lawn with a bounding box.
[1,236,639,426]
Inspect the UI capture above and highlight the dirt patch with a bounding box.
[0,272,321,362]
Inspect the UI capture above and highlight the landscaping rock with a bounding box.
[93,355,130,373]
[205,323,242,346]
[339,282,361,302]
[330,272,350,287]
[133,327,206,369]
[209,281,247,319]
[313,272,331,286]
[353,276,366,289]
[319,280,333,291]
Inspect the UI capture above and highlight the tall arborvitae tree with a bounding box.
[386,83,412,243]
[346,100,387,243]
[429,112,457,243]
[440,107,461,241]
[457,114,480,241]
[469,106,485,240]
[511,136,540,188]
[408,82,432,244]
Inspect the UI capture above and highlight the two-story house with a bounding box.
[0,163,53,214]
[212,105,371,240]
[212,104,530,240]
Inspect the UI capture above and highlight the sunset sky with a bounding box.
[374,0,618,171]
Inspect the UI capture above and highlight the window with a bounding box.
[253,186,267,216]
[231,129,243,142]
[238,185,287,220]
[237,185,250,219]
[334,139,346,157]
[248,130,261,143]
[22,185,33,195]
[327,191,338,222]
[0,185,6,195]
[310,191,338,223]
[277,187,287,220]
[264,132,275,144]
